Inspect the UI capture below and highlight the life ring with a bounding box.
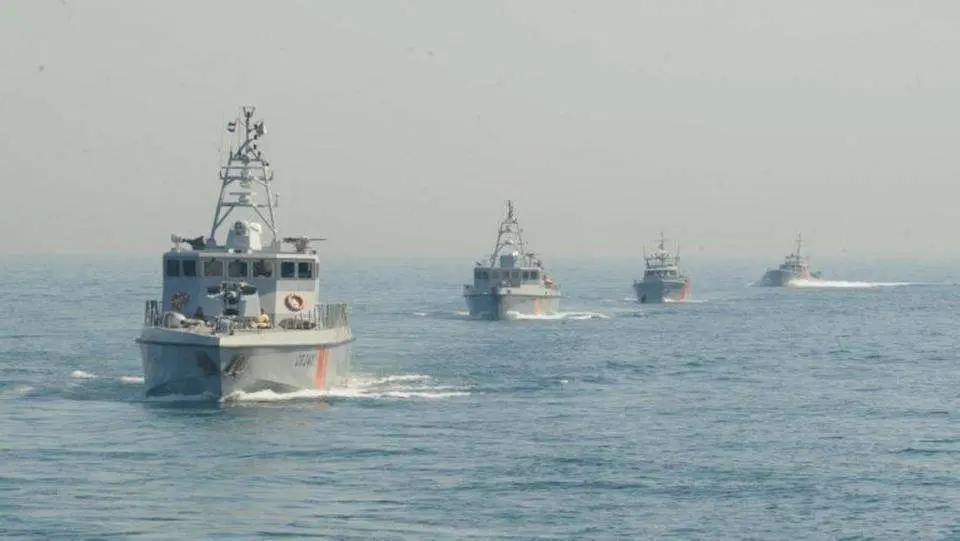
[170,291,190,310]
[285,293,305,312]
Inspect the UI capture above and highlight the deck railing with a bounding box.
[144,300,163,327]
[143,301,349,332]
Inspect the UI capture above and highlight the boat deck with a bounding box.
[143,301,348,335]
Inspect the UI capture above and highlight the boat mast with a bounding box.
[208,106,279,248]
[656,231,668,266]
[489,200,526,267]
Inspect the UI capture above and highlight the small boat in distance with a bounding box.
[759,233,822,287]
[136,106,353,399]
[463,201,560,320]
[633,233,691,304]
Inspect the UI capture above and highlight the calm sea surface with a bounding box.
[1,254,958,540]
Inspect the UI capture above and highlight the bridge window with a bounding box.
[481,270,489,280]
[474,268,482,279]
[298,262,313,279]
[511,270,520,280]
[204,259,223,277]
[165,259,180,277]
[531,270,539,280]
[252,260,272,278]
[182,260,197,277]
[228,260,248,278]
[280,261,296,278]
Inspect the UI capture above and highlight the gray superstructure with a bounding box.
[759,233,822,287]
[137,106,353,399]
[633,233,691,303]
[463,201,560,320]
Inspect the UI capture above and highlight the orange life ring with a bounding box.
[285,293,305,312]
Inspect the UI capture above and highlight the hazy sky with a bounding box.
[2,1,959,260]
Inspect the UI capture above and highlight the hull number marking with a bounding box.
[294,353,315,368]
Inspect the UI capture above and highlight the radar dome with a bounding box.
[225,220,263,252]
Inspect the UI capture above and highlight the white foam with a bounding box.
[378,374,432,383]
[70,371,144,384]
[0,385,35,399]
[788,279,913,289]
[221,388,326,402]
[378,390,469,399]
[504,311,610,321]
[221,373,470,403]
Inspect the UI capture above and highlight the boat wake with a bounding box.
[410,310,481,320]
[0,384,37,399]
[70,370,145,384]
[503,311,610,321]
[64,370,465,404]
[70,370,97,380]
[787,279,913,289]
[221,373,470,403]
[622,296,706,305]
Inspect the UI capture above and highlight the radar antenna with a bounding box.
[489,200,528,267]
[208,106,279,248]
[644,232,680,268]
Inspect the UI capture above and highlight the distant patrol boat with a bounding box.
[759,233,823,287]
[137,106,353,398]
[463,201,560,320]
[633,232,691,303]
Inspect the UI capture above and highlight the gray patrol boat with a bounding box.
[137,106,353,398]
[463,201,560,319]
[759,233,823,287]
[633,233,691,303]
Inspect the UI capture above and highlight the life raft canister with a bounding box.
[285,293,305,312]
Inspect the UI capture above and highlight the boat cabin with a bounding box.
[643,266,681,280]
[465,201,559,292]
[640,233,685,282]
[472,250,547,289]
[147,106,342,332]
[779,255,807,272]
[161,219,320,322]
[778,234,811,273]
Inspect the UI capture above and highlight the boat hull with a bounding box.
[634,278,690,304]
[464,287,560,320]
[759,268,815,287]
[137,328,352,399]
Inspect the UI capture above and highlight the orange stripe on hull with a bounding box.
[314,349,329,389]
